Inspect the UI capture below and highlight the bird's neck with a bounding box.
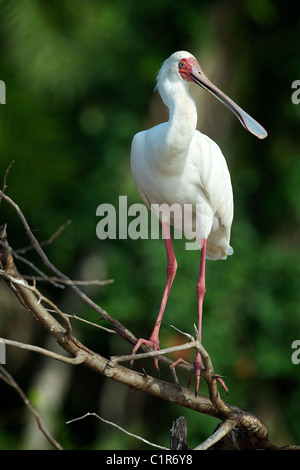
[161,81,198,159]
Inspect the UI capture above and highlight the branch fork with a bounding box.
[0,187,299,450]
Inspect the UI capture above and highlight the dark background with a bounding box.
[0,0,300,449]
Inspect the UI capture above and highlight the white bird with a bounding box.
[130,51,267,393]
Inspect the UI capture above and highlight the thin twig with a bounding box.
[0,338,85,365]
[0,240,64,289]
[0,191,136,344]
[0,270,72,334]
[46,309,116,333]
[0,160,14,206]
[111,340,196,364]
[15,220,72,254]
[1,192,298,450]
[66,412,168,450]
[64,313,116,333]
[193,329,231,417]
[194,420,237,450]
[24,276,115,286]
[0,365,63,450]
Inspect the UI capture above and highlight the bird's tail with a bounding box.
[206,228,233,261]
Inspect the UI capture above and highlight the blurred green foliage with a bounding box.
[0,0,300,450]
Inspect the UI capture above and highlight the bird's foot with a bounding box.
[130,336,160,374]
[169,357,190,384]
[189,351,203,396]
[170,352,229,396]
[214,375,229,395]
[190,352,229,395]
[169,354,202,395]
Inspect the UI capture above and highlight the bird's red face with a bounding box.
[178,57,202,82]
[178,56,267,140]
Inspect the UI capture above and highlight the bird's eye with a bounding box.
[179,61,186,68]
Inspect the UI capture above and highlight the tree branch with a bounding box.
[0,338,85,365]
[0,365,63,450]
[194,419,236,450]
[0,190,299,450]
[66,412,168,450]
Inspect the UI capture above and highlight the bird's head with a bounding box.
[156,51,267,140]
[156,51,195,89]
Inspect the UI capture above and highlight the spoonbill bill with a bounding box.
[130,51,267,392]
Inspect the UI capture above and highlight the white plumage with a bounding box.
[130,51,267,391]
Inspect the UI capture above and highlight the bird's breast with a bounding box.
[131,128,233,233]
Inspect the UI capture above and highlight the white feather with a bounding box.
[131,51,234,260]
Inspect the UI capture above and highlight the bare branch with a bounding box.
[0,338,85,365]
[0,239,64,289]
[1,192,299,450]
[0,366,63,450]
[15,219,72,255]
[0,160,14,206]
[0,223,222,420]
[111,338,196,364]
[194,329,231,418]
[66,412,168,450]
[194,420,236,450]
[62,312,116,333]
[0,190,137,346]
[24,276,115,286]
[0,269,72,334]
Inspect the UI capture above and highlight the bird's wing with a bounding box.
[192,132,234,259]
[193,132,233,227]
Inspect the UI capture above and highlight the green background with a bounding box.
[0,0,300,449]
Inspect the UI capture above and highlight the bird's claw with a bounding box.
[170,352,229,396]
[130,337,160,374]
[190,352,203,396]
[169,355,202,395]
[214,375,229,395]
[169,357,190,385]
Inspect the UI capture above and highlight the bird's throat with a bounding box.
[166,88,198,157]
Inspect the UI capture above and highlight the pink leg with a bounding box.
[190,238,228,395]
[170,240,207,392]
[131,221,177,372]
[193,238,207,393]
